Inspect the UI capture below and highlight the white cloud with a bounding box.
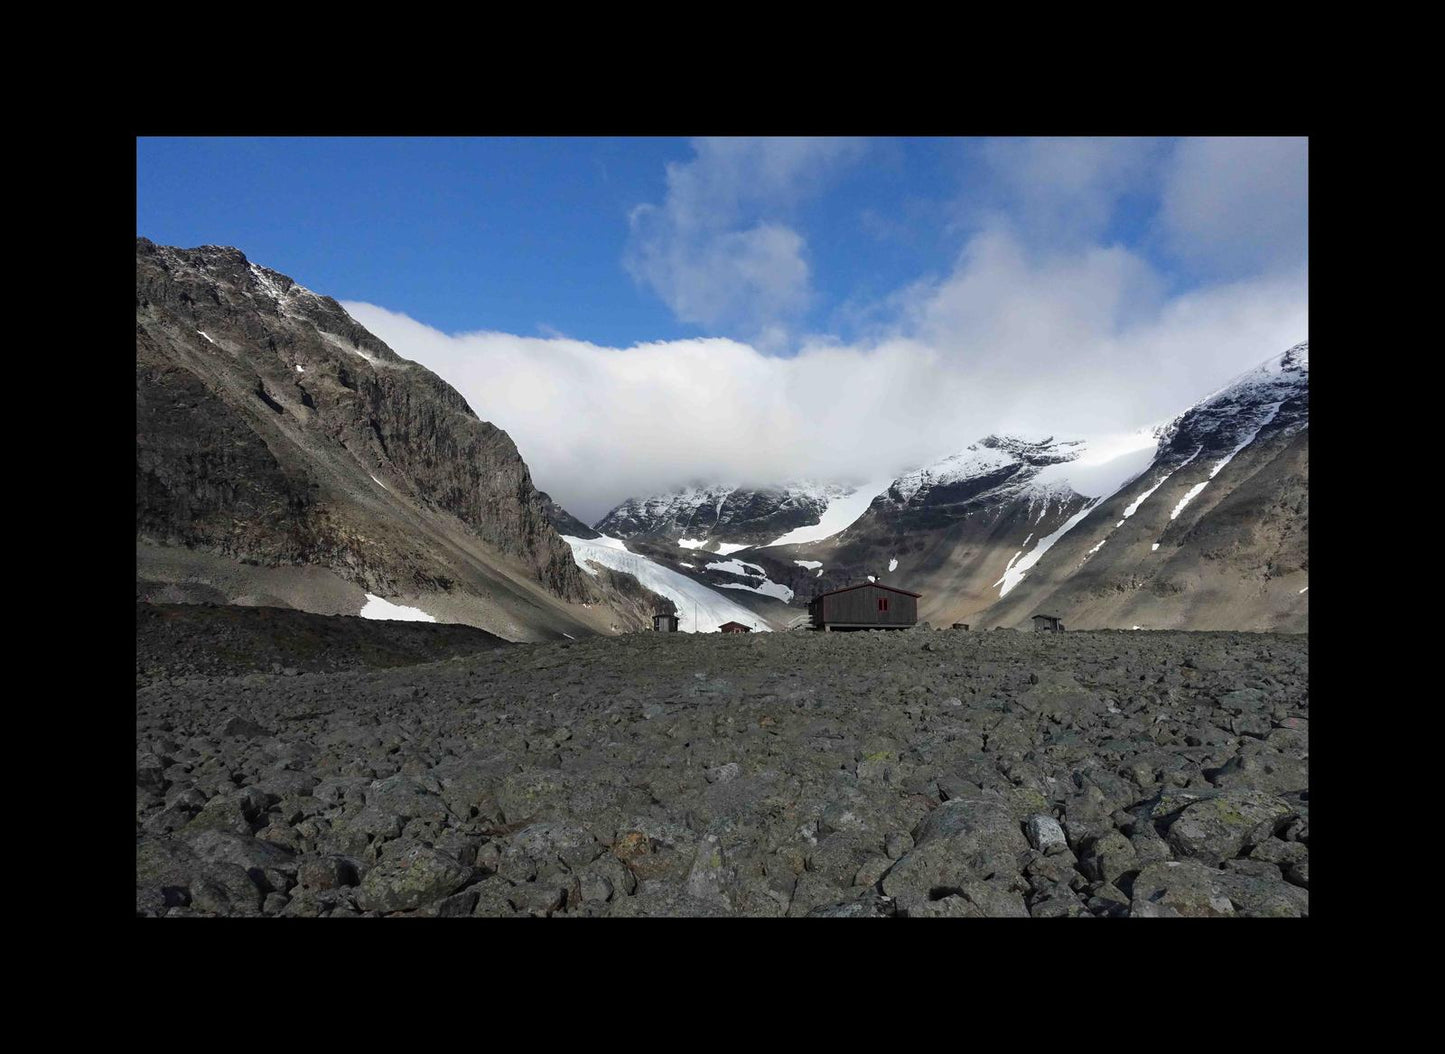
[975,136,1166,247]
[623,137,866,346]
[338,138,1306,526]
[1159,136,1309,276]
[344,230,1305,524]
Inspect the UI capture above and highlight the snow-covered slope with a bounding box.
[562,535,772,633]
[764,477,897,547]
[975,341,1309,631]
[884,430,1160,521]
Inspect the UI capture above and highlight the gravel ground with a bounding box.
[135,625,1308,917]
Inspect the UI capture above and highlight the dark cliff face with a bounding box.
[536,491,601,540]
[135,238,590,604]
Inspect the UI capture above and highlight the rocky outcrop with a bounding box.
[537,491,600,540]
[135,239,595,628]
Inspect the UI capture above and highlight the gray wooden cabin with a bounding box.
[653,612,680,632]
[809,582,921,631]
[1031,614,1064,632]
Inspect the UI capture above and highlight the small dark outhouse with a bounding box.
[653,612,680,632]
[952,623,969,631]
[718,621,751,634]
[809,582,921,631]
[1031,614,1064,633]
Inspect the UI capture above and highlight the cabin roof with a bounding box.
[717,621,750,630]
[1032,614,1061,620]
[811,582,922,601]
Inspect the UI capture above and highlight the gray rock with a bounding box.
[354,842,471,913]
[1129,861,1236,917]
[1166,791,1292,866]
[1025,814,1067,852]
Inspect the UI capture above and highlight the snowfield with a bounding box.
[766,477,895,547]
[561,535,770,633]
[360,594,436,622]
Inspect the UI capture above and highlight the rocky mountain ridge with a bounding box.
[583,343,1308,632]
[595,482,852,549]
[136,239,663,639]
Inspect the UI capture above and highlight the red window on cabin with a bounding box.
[878,596,889,612]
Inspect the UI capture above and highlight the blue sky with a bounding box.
[137,137,1308,519]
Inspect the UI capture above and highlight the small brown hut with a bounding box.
[808,582,921,631]
[1031,614,1064,633]
[717,621,751,634]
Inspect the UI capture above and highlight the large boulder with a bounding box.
[1165,792,1292,866]
[354,842,471,913]
[880,794,1029,915]
[1129,861,1235,917]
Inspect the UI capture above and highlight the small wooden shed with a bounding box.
[1031,614,1065,633]
[653,612,680,632]
[718,621,751,634]
[809,582,921,631]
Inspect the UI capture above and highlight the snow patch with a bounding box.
[318,330,384,366]
[994,499,1102,597]
[360,594,435,622]
[709,559,796,603]
[1123,447,1202,519]
[888,557,898,572]
[1170,403,1284,521]
[1030,427,1159,499]
[295,363,306,373]
[713,542,752,556]
[197,330,215,345]
[718,580,795,602]
[1170,482,1210,521]
[793,560,822,570]
[561,535,769,634]
[707,559,766,577]
[369,474,385,488]
[1299,586,1308,594]
[766,476,894,547]
[1151,543,1160,551]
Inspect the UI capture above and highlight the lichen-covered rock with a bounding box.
[354,842,471,913]
[1129,861,1236,917]
[1165,792,1291,866]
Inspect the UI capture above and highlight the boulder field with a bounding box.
[136,625,1308,917]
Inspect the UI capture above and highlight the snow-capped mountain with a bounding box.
[880,431,1161,525]
[972,341,1308,631]
[581,341,1308,632]
[594,481,858,550]
[724,342,1309,632]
